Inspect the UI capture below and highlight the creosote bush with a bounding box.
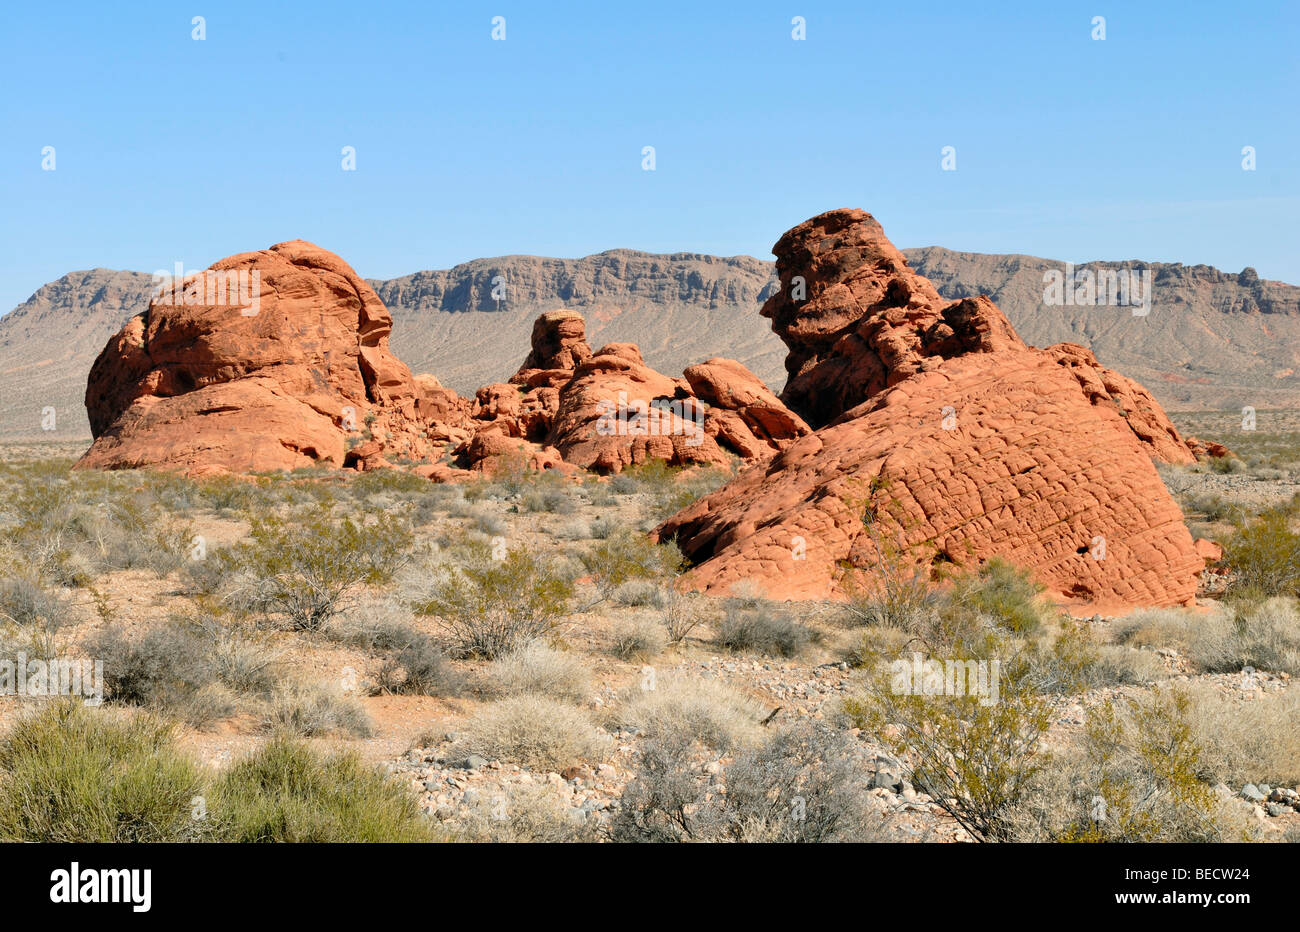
[1021,688,1255,843]
[415,538,575,659]
[230,513,416,630]
[581,527,684,601]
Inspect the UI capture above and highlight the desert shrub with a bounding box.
[1112,606,1239,671]
[716,601,815,657]
[196,475,266,514]
[520,479,579,515]
[844,646,1052,842]
[838,529,936,632]
[949,558,1051,637]
[265,682,372,738]
[581,528,684,601]
[1115,599,1300,676]
[486,641,590,703]
[610,723,886,843]
[461,503,507,536]
[374,637,465,697]
[1029,688,1254,843]
[612,618,668,661]
[0,701,207,842]
[613,676,765,752]
[1209,455,1248,475]
[1185,684,1300,787]
[453,783,598,843]
[1224,508,1300,598]
[661,590,706,644]
[415,543,575,659]
[85,621,236,728]
[1232,597,1300,675]
[453,696,610,771]
[549,518,593,540]
[613,579,666,607]
[211,734,436,842]
[588,514,616,538]
[1024,620,1166,694]
[0,575,73,631]
[845,625,918,669]
[329,598,464,696]
[229,513,416,630]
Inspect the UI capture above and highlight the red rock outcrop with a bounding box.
[658,209,1203,609]
[457,312,809,475]
[77,241,472,474]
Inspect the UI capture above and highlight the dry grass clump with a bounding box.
[452,783,598,843]
[716,600,816,658]
[264,681,373,738]
[1184,684,1300,787]
[453,695,611,771]
[612,617,668,661]
[1113,599,1300,676]
[612,676,766,752]
[485,641,591,703]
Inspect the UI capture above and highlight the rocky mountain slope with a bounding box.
[2,247,1296,439]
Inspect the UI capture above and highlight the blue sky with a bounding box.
[1,1,1296,313]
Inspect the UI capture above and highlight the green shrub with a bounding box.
[1224,509,1300,598]
[211,734,437,842]
[949,558,1051,637]
[581,528,684,601]
[415,543,574,659]
[0,702,207,842]
[231,513,416,630]
[1045,688,1253,842]
[845,645,1053,842]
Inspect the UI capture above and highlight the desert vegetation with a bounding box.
[0,445,1296,844]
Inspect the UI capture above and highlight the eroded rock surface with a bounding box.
[659,209,1203,609]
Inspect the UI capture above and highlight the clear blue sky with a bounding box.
[2,1,1296,314]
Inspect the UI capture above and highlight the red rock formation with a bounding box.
[458,312,809,475]
[77,240,471,474]
[761,208,1196,466]
[658,209,1203,609]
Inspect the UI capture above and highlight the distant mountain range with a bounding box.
[1,247,1296,440]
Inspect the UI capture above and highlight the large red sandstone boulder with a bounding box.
[658,209,1203,609]
[77,240,470,474]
